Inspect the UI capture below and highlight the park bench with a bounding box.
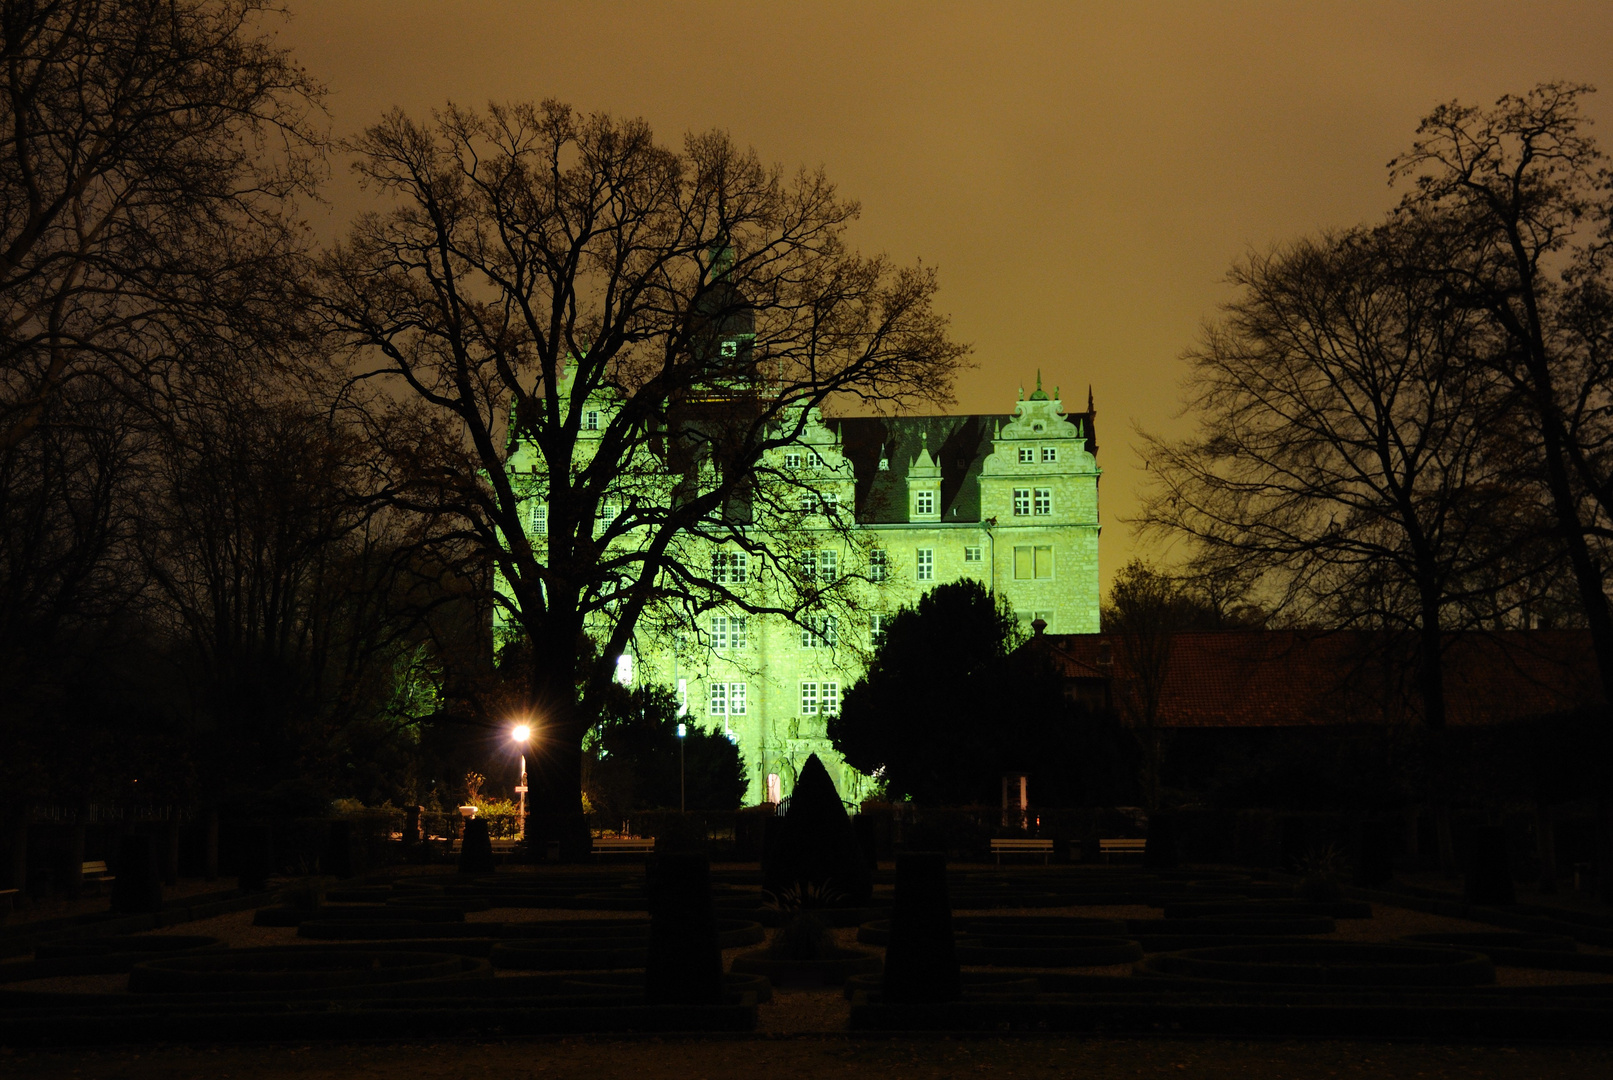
[81,859,116,892]
[991,838,1054,865]
[592,837,655,856]
[1099,838,1147,863]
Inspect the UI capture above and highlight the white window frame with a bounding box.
[869,549,889,582]
[801,615,838,649]
[528,503,547,537]
[799,492,817,513]
[822,681,840,716]
[1013,488,1031,516]
[1042,447,1058,463]
[870,613,889,649]
[914,489,935,516]
[784,452,801,469]
[712,614,748,650]
[1013,544,1055,580]
[916,547,933,581]
[709,682,728,715]
[1034,488,1052,515]
[720,340,738,358]
[713,551,749,584]
[1018,447,1034,463]
[964,545,981,563]
[585,409,600,431]
[729,682,747,716]
[800,681,820,715]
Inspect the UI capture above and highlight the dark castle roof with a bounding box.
[831,409,1097,525]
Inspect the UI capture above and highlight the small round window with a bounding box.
[1032,423,1044,432]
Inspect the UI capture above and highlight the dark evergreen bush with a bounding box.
[644,851,723,1005]
[458,818,495,875]
[1354,819,1394,887]
[1463,824,1515,906]
[235,824,274,892]
[1143,811,1178,868]
[326,820,353,878]
[882,852,959,1003]
[110,834,163,914]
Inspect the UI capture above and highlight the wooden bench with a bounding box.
[1098,838,1147,863]
[592,837,655,856]
[80,860,116,893]
[991,838,1054,865]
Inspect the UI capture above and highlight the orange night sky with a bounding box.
[274,1,1613,592]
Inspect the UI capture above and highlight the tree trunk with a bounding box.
[523,642,592,861]
[1415,614,1456,877]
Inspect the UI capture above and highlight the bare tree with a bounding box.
[319,102,966,853]
[0,0,325,452]
[1100,559,1254,809]
[1136,224,1532,869]
[1390,82,1613,700]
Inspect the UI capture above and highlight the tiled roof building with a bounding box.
[1034,629,1605,728]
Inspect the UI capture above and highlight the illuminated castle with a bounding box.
[501,375,1101,805]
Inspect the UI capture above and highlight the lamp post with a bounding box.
[677,722,686,813]
[511,724,531,841]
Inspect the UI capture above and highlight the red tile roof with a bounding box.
[1033,629,1605,728]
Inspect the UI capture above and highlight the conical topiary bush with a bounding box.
[644,851,724,1004]
[882,852,960,1003]
[761,754,873,907]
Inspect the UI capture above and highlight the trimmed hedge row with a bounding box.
[128,949,487,993]
[1141,943,1495,987]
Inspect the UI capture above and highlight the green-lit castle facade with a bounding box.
[500,377,1101,806]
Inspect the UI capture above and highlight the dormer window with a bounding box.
[914,490,935,516]
[1018,447,1034,463]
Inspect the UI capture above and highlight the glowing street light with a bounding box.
[512,724,532,840]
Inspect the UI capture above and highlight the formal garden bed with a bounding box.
[5,855,1613,1044]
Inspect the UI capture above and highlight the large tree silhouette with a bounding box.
[320,102,965,854]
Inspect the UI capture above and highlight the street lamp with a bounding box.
[677,722,686,813]
[511,724,531,840]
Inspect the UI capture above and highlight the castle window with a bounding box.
[784,453,801,469]
[1034,488,1052,515]
[1013,488,1031,516]
[585,410,600,431]
[799,549,837,582]
[710,681,747,715]
[1033,422,1044,432]
[528,503,547,537]
[712,615,747,650]
[712,551,748,584]
[871,614,889,649]
[1013,545,1054,580]
[914,489,934,516]
[799,492,816,513]
[800,682,820,715]
[721,340,738,358]
[1018,447,1034,463]
[1042,447,1058,463]
[822,492,839,513]
[964,545,982,563]
[822,681,840,716]
[869,549,889,582]
[916,548,933,581]
[801,615,838,648]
